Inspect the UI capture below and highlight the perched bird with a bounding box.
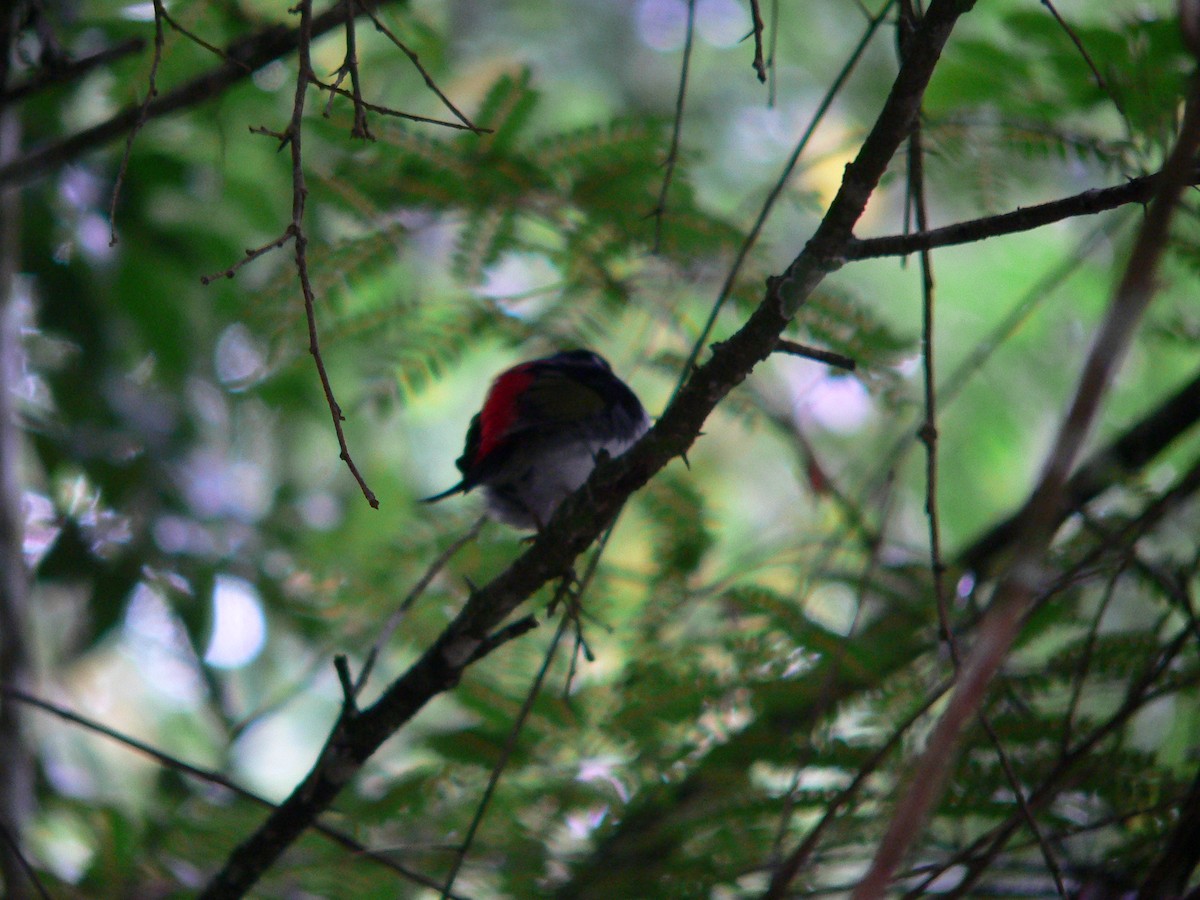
[422,350,650,529]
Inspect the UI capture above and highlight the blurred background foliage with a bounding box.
[4,0,1200,896]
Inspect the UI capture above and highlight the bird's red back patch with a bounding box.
[475,364,535,464]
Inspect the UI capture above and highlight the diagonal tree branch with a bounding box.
[0,36,145,109]
[196,1,976,896]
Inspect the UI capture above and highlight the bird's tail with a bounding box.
[420,482,466,503]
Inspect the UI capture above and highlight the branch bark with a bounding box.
[845,166,1195,259]
[197,1,976,895]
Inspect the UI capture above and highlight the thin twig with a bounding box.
[355,517,486,696]
[902,56,951,659]
[0,686,455,895]
[747,0,768,82]
[0,0,466,191]
[288,0,379,509]
[158,6,250,70]
[767,0,781,106]
[1041,0,1129,131]
[670,0,894,403]
[309,75,475,130]
[355,0,481,132]
[338,0,372,139]
[439,583,574,899]
[200,228,294,284]
[773,338,856,370]
[846,168,1184,260]
[763,481,896,898]
[0,819,51,900]
[900,36,1066,889]
[762,679,952,900]
[108,0,165,246]
[1059,564,1123,756]
[652,0,696,254]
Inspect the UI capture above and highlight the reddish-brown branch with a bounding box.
[851,63,1200,900]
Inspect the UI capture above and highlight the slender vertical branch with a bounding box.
[339,0,373,139]
[0,8,35,894]
[748,0,768,82]
[439,593,572,899]
[286,0,379,509]
[653,0,696,253]
[107,0,166,245]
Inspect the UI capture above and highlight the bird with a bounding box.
[422,350,650,529]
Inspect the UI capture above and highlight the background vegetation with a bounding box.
[2,0,1200,897]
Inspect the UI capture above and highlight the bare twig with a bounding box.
[852,62,1200,900]
[158,6,250,70]
[767,0,781,105]
[652,0,696,254]
[355,517,486,696]
[337,0,372,139]
[773,338,856,370]
[355,0,480,132]
[309,75,475,129]
[763,482,896,898]
[200,229,295,284]
[107,0,166,246]
[747,0,768,82]
[902,50,950,657]
[0,686,455,895]
[846,168,1190,260]
[1137,761,1200,897]
[286,0,378,509]
[0,23,35,893]
[1041,0,1129,129]
[0,821,50,900]
[0,0,458,190]
[762,679,952,900]
[922,626,1199,899]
